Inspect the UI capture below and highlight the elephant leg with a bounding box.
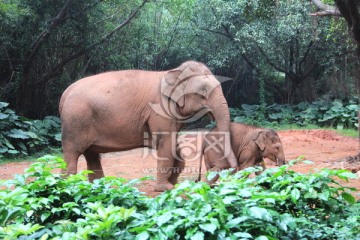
[154,134,176,192]
[83,150,104,182]
[169,157,185,185]
[61,144,81,177]
[155,160,175,192]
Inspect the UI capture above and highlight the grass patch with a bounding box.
[0,147,62,165]
[333,128,359,138]
[270,124,358,138]
[270,124,320,130]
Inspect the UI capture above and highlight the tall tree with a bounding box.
[311,0,360,153]
[2,0,148,118]
[196,0,341,103]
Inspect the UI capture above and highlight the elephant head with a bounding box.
[253,129,286,166]
[160,61,221,122]
[151,61,238,168]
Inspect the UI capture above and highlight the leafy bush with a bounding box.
[0,156,358,239]
[0,156,150,239]
[0,102,61,157]
[231,98,359,129]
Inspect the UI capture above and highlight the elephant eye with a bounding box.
[198,88,207,96]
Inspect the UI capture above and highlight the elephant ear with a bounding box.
[161,69,185,107]
[254,130,266,151]
[161,62,199,107]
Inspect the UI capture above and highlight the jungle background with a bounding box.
[0,1,360,238]
[0,0,359,119]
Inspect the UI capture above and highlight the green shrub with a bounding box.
[231,98,359,129]
[0,102,61,157]
[0,155,150,239]
[0,156,358,239]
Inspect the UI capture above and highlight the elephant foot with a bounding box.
[154,183,174,192]
[169,175,179,185]
[87,171,105,183]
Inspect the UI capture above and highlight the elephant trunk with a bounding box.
[207,86,238,168]
[276,148,286,166]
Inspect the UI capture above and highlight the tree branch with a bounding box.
[335,0,360,43]
[298,40,315,73]
[25,0,75,65]
[34,0,149,85]
[310,0,341,16]
[256,44,288,74]
[201,28,230,38]
[97,0,148,46]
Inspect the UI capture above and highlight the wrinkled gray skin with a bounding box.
[200,122,286,183]
[59,61,237,192]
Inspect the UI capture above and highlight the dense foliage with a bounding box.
[0,102,60,157]
[0,156,358,239]
[230,97,359,129]
[0,0,358,118]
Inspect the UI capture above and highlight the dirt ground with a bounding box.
[0,129,359,198]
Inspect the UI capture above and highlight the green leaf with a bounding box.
[3,138,14,149]
[199,223,217,234]
[256,236,269,240]
[341,192,355,204]
[291,188,300,203]
[157,211,173,226]
[55,133,62,141]
[190,231,204,240]
[234,232,253,238]
[338,171,357,180]
[135,231,150,240]
[206,171,218,182]
[18,142,27,151]
[227,216,249,228]
[242,104,258,110]
[0,102,9,108]
[248,207,272,221]
[41,212,51,222]
[269,113,283,120]
[119,207,135,220]
[8,129,32,139]
[8,149,19,154]
[223,196,238,204]
[304,187,318,199]
[0,113,9,120]
[234,116,246,122]
[0,147,8,153]
[303,160,314,164]
[172,208,187,217]
[318,191,330,201]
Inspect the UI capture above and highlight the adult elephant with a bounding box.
[59,61,237,191]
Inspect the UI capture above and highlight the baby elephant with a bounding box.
[198,122,286,182]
